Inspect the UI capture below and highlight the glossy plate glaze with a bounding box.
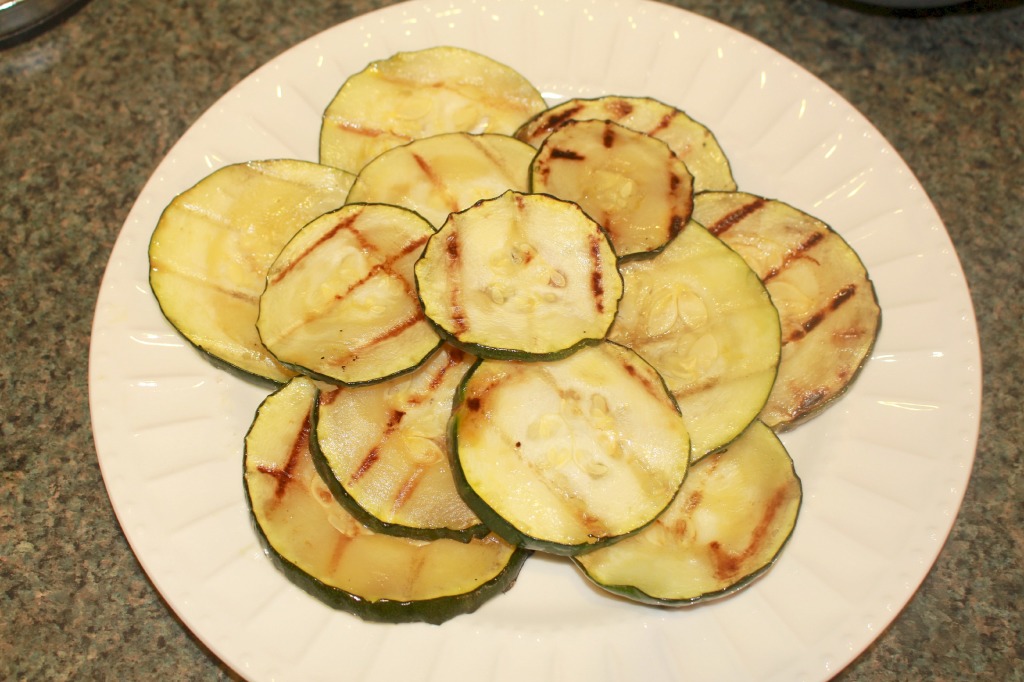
[88,1,981,680]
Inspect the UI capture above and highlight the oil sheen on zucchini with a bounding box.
[346,132,536,228]
[311,345,487,541]
[257,203,442,386]
[320,46,548,175]
[573,420,801,605]
[608,219,781,460]
[692,192,881,428]
[516,95,736,193]
[244,375,528,624]
[530,119,694,260]
[415,190,623,360]
[149,160,354,383]
[450,342,691,555]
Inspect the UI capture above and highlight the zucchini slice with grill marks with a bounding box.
[346,132,536,228]
[320,46,548,175]
[608,219,780,460]
[311,344,486,541]
[257,203,442,386]
[692,192,881,429]
[149,160,354,384]
[244,375,529,624]
[530,119,694,260]
[415,190,623,360]
[449,342,691,555]
[516,95,736,193]
[573,420,801,606]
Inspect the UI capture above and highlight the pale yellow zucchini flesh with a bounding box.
[516,95,736,193]
[530,119,694,260]
[145,42,873,624]
[346,132,536,228]
[257,203,442,385]
[320,46,548,175]
[691,192,881,428]
[244,375,528,624]
[312,345,485,540]
[609,219,781,460]
[415,190,623,360]
[450,342,691,555]
[149,160,354,383]
[574,420,801,605]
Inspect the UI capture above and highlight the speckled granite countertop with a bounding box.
[2,0,1021,679]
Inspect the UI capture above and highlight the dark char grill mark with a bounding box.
[786,284,858,343]
[707,197,766,237]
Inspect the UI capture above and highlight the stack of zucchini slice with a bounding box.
[149,46,879,624]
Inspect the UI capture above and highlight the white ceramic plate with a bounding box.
[89,0,981,680]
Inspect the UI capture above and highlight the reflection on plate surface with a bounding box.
[88,1,980,680]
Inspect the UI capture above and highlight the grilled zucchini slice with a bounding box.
[244,375,529,624]
[692,192,881,428]
[320,46,548,174]
[415,190,623,360]
[530,119,694,260]
[449,342,691,555]
[256,203,442,385]
[573,420,801,605]
[608,219,780,460]
[516,95,736,193]
[149,160,354,383]
[346,132,536,228]
[311,344,486,541]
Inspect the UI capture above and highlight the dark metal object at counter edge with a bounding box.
[0,0,92,49]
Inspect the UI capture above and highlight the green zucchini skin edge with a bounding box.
[447,347,691,556]
[244,479,531,624]
[148,224,286,390]
[424,322,608,364]
[447,411,682,557]
[772,322,880,433]
[446,407,569,553]
[272,336,447,389]
[150,297,287,389]
[570,518,796,607]
[242,380,531,624]
[308,384,491,543]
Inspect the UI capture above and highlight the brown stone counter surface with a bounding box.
[1,0,1021,679]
